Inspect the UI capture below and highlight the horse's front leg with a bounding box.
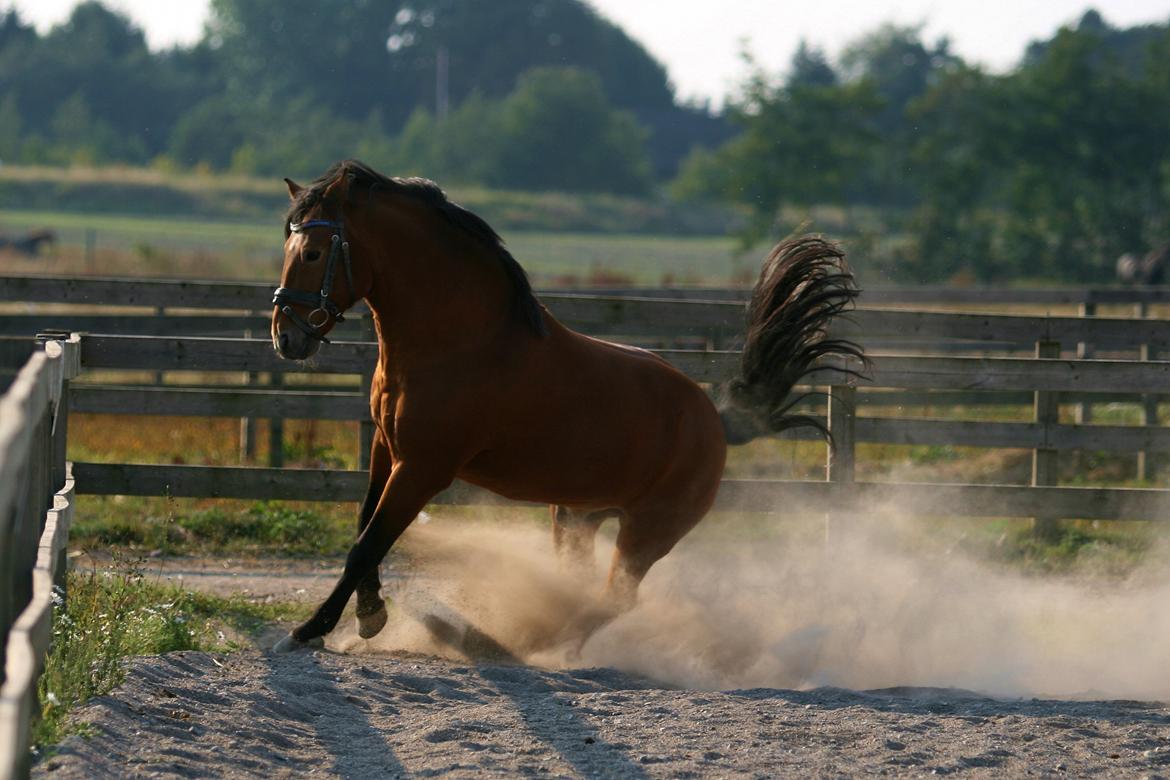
[275,462,453,650]
[355,429,393,639]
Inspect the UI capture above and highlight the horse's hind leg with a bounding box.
[355,430,393,638]
[565,504,707,650]
[551,506,609,579]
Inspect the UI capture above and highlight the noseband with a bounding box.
[273,219,355,344]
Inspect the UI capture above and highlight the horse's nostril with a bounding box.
[278,332,290,354]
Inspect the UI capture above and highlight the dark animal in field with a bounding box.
[268,160,865,654]
[0,228,55,257]
[1116,244,1169,285]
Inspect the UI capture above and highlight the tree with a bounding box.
[488,67,652,194]
[905,17,1170,282]
[672,50,881,241]
[839,25,960,205]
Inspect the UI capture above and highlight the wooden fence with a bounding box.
[2,274,1170,511]
[29,330,1168,521]
[2,274,1170,770]
[0,335,78,780]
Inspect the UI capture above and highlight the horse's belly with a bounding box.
[458,387,724,508]
[458,448,631,508]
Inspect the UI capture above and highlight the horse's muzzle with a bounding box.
[273,326,320,361]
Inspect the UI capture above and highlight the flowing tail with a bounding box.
[719,236,867,446]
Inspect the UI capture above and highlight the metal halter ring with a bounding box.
[307,308,331,329]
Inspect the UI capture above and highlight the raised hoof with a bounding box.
[357,604,389,639]
[271,633,325,653]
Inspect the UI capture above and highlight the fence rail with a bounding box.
[7,273,1170,307]
[0,335,78,780]
[5,274,1170,351]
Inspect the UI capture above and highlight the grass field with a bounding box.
[0,208,745,285]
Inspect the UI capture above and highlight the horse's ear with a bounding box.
[284,178,302,200]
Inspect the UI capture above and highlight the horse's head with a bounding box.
[272,175,361,359]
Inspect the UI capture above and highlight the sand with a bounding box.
[36,648,1170,779]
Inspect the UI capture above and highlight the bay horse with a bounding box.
[270,160,863,653]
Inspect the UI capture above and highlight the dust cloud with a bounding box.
[355,504,1170,701]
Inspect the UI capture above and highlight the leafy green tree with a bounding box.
[388,93,504,183]
[0,91,22,162]
[672,52,881,241]
[906,15,1170,282]
[840,25,960,204]
[489,67,652,194]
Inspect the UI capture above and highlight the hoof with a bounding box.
[357,604,388,639]
[271,633,325,653]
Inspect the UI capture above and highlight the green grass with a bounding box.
[1,207,742,284]
[33,559,309,752]
[72,497,357,557]
[951,518,1156,577]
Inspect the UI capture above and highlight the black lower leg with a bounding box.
[354,481,385,619]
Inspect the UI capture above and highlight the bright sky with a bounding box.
[7,0,1170,106]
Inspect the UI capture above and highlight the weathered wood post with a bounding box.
[38,333,79,597]
[239,328,258,463]
[825,385,857,544]
[1032,339,1061,539]
[1075,301,1095,424]
[1136,301,1158,481]
[268,371,284,469]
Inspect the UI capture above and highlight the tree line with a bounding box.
[0,0,728,195]
[676,11,1170,282]
[0,2,1167,281]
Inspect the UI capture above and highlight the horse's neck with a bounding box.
[360,207,519,363]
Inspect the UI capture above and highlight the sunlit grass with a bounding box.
[33,559,310,752]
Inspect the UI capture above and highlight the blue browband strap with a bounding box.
[288,219,343,232]
[273,218,354,343]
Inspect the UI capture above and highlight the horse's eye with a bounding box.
[304,249,322,263]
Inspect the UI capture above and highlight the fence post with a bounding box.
[268,372,284,468]
[1075,302,1095,424]
[39,333,78,598]
[239,328,258,463]
[1136,302,1158,482]
[826,385,856,544]
[1032,339,1061,539]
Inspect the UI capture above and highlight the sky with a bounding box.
[7,0,1170,107]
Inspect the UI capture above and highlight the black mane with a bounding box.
[287,159,545,336]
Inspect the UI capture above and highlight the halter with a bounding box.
[272,219,355,344]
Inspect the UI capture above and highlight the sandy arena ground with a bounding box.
[43,516,1170,777]
[36,648,1170,779]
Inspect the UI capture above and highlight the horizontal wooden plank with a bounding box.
[76,334,1170,393]
[837,310,1170,351]
[8,275,1170,348]
[856,418,1170,451]
[0,275,290,312]
[72,462,1170,520]
[13,274,1170,308]
[70,385,368,420]
[859,354,1170,394]
[80,334,377,374]
[65,382,1170,452]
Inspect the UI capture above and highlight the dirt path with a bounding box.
[52,521,1170,777]
[37,648,1170,779]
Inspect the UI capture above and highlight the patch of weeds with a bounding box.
[72,498,353,556]
[961,520,1152,576]
[33,557,308,755]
